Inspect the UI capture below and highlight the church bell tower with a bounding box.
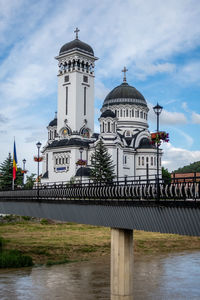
[55,28,98,139]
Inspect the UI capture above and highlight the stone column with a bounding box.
[111,228,133,300]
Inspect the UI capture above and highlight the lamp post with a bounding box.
[153,103,163,201]
[36,142,42,188]
[79,147,84,185]
[22,158,26,185]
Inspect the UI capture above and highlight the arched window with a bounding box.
[142,157,144,166]
[140,111,143,118]
[102,122,105,133]
[66,87,68,115]
[126,109,129,117]
[117,110,119,117]
[151,157,153,166]
[154,157,156,166]
[132,109,134,117]
[84,87,86,115]
[120,109,122,117]
[108,122,111,133]
[146,157,149,164]
[138,157,140,166]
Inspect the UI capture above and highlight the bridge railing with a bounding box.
[0,176,200,201]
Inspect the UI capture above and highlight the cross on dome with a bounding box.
[122,66,128,82]
[74,27,80,39]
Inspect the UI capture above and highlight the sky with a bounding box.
[0,0,200,175]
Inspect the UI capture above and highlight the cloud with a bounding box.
[176,61,200,85]
[148,103,187,125]
[192,112,200,124]
[0,113,8,123]
[162,143,200,171]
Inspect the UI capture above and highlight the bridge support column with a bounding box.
[111,228,133,300]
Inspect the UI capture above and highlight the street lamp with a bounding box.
[79,147,84,185]
[153,103,163,201]
[36,142,42,188]
[22,158,26,185]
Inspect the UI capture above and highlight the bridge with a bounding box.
[0,178,200,300]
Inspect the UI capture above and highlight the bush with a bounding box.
[40,218,49,225]
[0,249,33,268]
[21,216,31,221]
[0,237,4,252]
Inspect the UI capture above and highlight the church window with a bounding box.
[54,130,57,138]
[66,157,69,164]
[146,157,149,164]
[123,110,125,117]
[115,109,117,116]
[126,109,129,117]
[64,75,69,82]
[120,109,122,117]
[59,158,62,164]
[66,87,68,115]
[83,75,88,83]
[140,111,143,118]
[84,87,86,115]
[132,109,134,117]
[138,157,140,166]
[123,156,127,164]
[151,157,153,166]
[154,157,156,166]
[136,110,139,118]
[108,122,111,133]
[62,157,65,164]
[46,153,48,172]
[56,158,58,165]
[102,122,105,133]
[81,61,84,71]
[142,157,144,166]
[117,110,119,117]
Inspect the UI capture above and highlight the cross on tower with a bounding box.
[74,27,80,39]
[122,66,128,82]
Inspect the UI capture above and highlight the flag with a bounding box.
[13,140,18,180]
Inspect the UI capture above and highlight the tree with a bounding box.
[162,167,171,184]
[173,161,200,173]
[90,139,115,183]
[0,153,23,190]
[24,173,36,189]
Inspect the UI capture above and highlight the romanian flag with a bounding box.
[13,140,18,180]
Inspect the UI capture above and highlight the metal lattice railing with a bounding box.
[0,178,200,201]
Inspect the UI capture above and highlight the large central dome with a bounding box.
[59,39,94,56]
[102,82,147,108]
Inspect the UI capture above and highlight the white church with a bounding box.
[41,29,162,184]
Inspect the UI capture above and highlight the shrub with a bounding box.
[0,250,33,268]
[40,218,49,225]
[0,237,4,252]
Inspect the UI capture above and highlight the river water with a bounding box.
[0,251,200,300]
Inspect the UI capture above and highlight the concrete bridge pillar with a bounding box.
[111,228,134,300]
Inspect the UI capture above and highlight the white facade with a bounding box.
[41,31,162,184]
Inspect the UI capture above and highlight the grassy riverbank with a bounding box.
[0,218,200,265]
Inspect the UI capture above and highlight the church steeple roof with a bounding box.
[59,28,94,56]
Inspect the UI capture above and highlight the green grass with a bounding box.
[0,249,33,268]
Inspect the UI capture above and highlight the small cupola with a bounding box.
[99,109,117,135]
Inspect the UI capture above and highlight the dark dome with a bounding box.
[100,109,116,118]
[48,118,57,127]
[59,39,94,56]
[102,82,147,108]
[138,138,155,149]
[75,167,91,177]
